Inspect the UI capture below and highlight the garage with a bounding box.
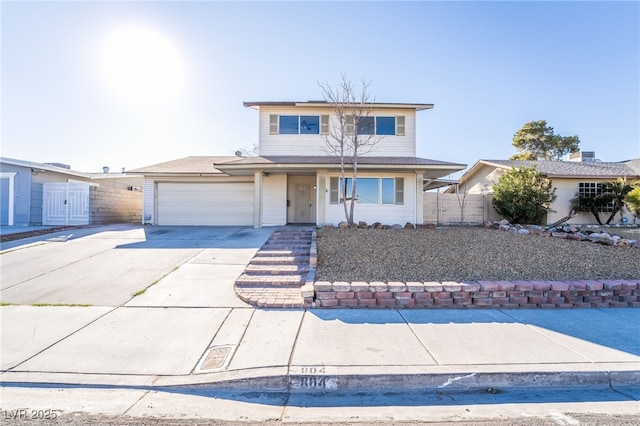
[156,182,254,226]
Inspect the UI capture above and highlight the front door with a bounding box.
[287,175,316,224]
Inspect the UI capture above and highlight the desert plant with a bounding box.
[624,184,640,222]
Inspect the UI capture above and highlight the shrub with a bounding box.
[625,186,640,220]
[492,166,557,224]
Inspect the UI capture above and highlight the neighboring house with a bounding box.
[0,157,143,226]
[449,153,640,225]
[130,101,466,227]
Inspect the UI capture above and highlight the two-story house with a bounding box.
[130,101,466,227]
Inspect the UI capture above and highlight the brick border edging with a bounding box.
[309,279,640,308]
[300,229,317,306]
[303,227,640,309]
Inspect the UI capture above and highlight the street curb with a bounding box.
[4,369,638,393]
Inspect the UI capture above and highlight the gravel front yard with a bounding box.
[316,226,640,282]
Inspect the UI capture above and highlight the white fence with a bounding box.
[423,192,501,225]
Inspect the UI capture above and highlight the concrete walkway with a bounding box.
[1,224,639,420]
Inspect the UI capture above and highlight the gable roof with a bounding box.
[128,156,239,175]
[243,101,434,111]
[473,159,639,179]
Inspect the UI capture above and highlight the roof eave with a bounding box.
[243,101,434,111]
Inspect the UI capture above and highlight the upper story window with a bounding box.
[273,115,321,134]
[348,116,404,136]
[269,114,404,136]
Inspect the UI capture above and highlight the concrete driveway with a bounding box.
[0,224,274,306]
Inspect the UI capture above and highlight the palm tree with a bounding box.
[596,178,634,225]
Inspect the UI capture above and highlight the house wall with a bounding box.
[457,170,631,226]
[257,106,417,157]
[551,178,631,225]
[0,164,32,225]
[89,186,143,224]
[459,166,504,194]
[142,176,255,225]
[321,171,417,226]
[262,173,287,226]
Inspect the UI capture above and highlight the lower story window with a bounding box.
[330,177,404,205]
[578,182,614,213]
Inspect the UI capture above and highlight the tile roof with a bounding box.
[481,160,639,178]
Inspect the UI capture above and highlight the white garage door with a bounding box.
[157,182,254,226]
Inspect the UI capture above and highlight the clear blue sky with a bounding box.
[2,1,638,174]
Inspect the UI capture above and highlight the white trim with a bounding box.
[254,171,263,228]
[1,172,17,225]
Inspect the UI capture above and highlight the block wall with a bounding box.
[89,186,143,224]
[312,279,640,309]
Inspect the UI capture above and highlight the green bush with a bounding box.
[625,186,640,219]
[492,166,557,224]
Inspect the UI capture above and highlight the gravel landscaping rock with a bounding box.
[316,226,640,282]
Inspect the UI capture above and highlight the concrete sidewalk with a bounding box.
[2,306,639,392]
[1,225,639,399]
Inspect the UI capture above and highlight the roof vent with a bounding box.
[568,151,596,162]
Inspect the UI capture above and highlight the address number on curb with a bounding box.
[290,366,337,390]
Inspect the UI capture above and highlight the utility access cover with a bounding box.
[197,345,234,372]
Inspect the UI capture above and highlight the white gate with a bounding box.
[43,182,90,225]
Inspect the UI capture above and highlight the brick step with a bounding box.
[255,250,310,257]
[235,274,305,287]
[263,243,311,248]
[262,243,310,249]
[244,264,308,275]
[268,235,312,240]
[250,256,309,265]
[270,231,312,236]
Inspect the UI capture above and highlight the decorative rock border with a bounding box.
[485,220,640,248]
[309,279,640,309]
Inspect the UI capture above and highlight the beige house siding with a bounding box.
[458,165,504,194]
[551,178,632,225]
[451,167,632,225]
[257,106,417,157]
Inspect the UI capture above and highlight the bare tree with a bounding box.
[319,74,381,225]
[234,143,259,157]
[454,182,470,225]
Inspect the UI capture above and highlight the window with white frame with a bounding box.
[345,116,404,135]
[269,115,328,135]
[329,177,404,205]
[270,114,404,136]
[578,182,614,212]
